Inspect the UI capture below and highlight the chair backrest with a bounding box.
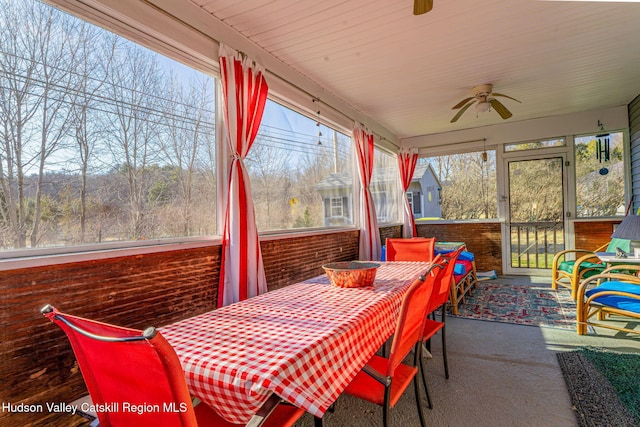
[386,260,443,376]
[386,237,436,262]
[41,305,198,427]
[427,247,463,313]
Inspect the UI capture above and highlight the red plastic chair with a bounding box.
[386,237,436,262]
[41,305,305,427]
[341,262,444,427]
[420,247,462,407]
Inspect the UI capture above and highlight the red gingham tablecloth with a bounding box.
[160,261,430,424]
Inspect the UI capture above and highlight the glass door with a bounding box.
[504,155,567,274]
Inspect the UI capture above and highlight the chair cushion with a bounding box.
[458,251,475,261]
[558,260,603,277]
[585,281,640,313]
[435,249,474,261]
[453,260,473,280]
[344,354,417,408]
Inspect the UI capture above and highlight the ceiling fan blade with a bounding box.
[492,92,521,103]
[450,101,474,123]
[489,98,513,120]
[414,0,434,15]
[452,97,474,109]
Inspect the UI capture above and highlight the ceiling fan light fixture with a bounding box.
[475,101,490,113]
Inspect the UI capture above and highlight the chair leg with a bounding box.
[441,306,449,380]
[419,345,433,409]
[413,344,428,426]
[383,398,390,427]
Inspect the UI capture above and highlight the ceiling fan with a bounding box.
[450,84,521,123]
[414,0,433,15]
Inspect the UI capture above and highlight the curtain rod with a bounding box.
[416,138,487,155]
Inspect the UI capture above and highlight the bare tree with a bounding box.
[65,23,116,243]
[103,40,164,239]
[0,0,77,248]
[245,131,293,230]
[429,153,497,220]
[159,72,215,235]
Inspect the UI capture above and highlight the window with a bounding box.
[412,192,422,215]
[330,197,344,217]
[422,151,497,220]
[0,0,216,252]
[248,99,353,231]
[406,191,423,216]
[372,191,388,222]
[370,149,400,224]
[575,132,625,217]
[505,139,565,152]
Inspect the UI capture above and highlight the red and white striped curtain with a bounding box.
[398,149,419,238]
[217,44,269,307]
[353,123,381,261]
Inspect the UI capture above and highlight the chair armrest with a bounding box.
[574,252,601,264]
[577,272,640,301]
[601,264,640,275]
[552,249,596,265]
[571,253,605,283]
[361,364,391,386]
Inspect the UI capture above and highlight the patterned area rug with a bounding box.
[450,282,577,330]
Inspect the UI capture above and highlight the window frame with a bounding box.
[330,197,344,218]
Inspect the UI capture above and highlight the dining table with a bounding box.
[159,260,432,424]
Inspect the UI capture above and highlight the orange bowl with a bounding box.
[322,261,380,288]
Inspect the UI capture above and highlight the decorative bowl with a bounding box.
[322,261,381,288]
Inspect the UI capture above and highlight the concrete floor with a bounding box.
[294,275,640,427]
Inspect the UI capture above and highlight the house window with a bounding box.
[0,0,216,252]
[575,132,625,217]
[330,197,344,217]
[412,192,422,215]
[406,191,422,215]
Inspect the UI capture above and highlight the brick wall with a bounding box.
[574,220,623,251]
[0,245,220,427]
[416,222,503,273]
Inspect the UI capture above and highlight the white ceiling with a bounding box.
[160,0,640,140]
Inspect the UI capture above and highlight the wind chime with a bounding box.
[596,120,610,175]
[481,138,488,162]
[313,98,323,145]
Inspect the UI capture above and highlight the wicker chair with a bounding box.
[576,265,640,336]
[552,238,630,300]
